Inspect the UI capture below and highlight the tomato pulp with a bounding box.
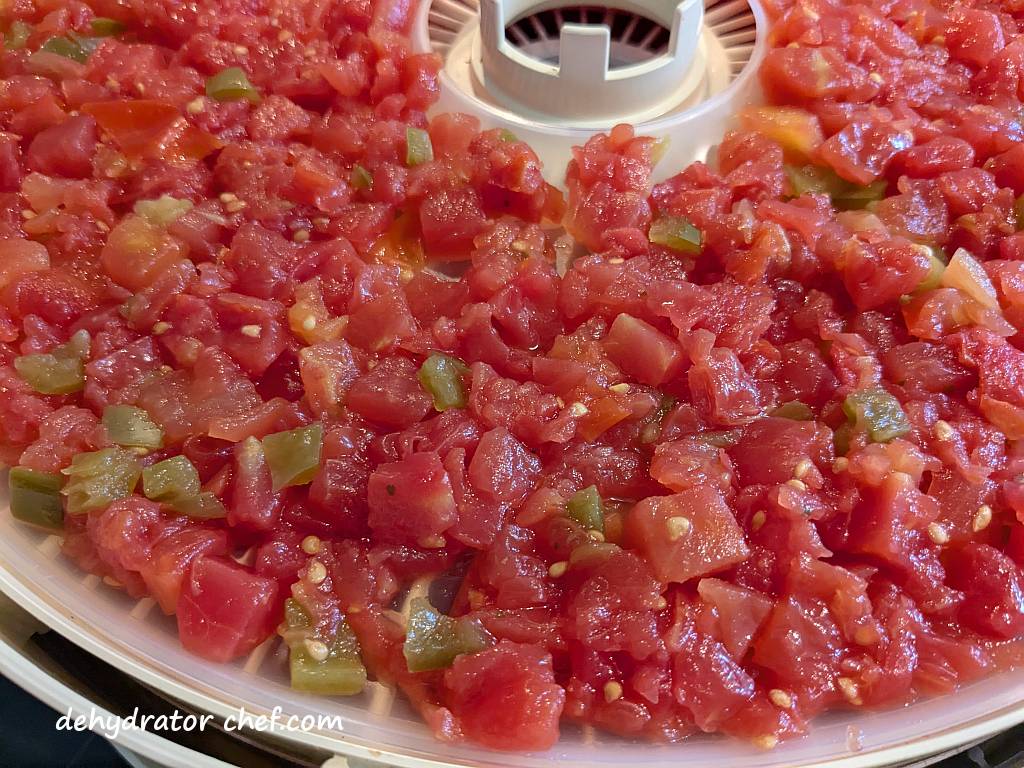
[2,0,1024,753]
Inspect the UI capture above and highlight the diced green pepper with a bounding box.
[785,164,843,197]
[833,180,887,211]
[142,455,201,509]
[350,164,373,190]
[770,401,814,421]
[174,491,227,520]
[649,216,702,254]
[403,598,491,673]
[9,467,63,530]
[62,447,141,515]
[14,355,84,395]
[133,195,193,227]
[102,405,164,451]
[842,388,910,444]
[914,246,948,293]
[418,354,469,412]
[262,423,323,491]
[14,330,90,395]
[1016,195,1024,232]
[4,21,32,50]
[90,17,125,36]
[39,34,100,63]
[498,129,519,143]
[205,67,260,103]
[284,599,366,695]
[405,127,433,167]
[785,163,886,210]
[566,485,604,533]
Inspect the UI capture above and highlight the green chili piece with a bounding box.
[14,330,90,395]
[90,18,125,36]
[142,455,201,509]
[566,485,604,533]
[262,423,323,491]
[915,247,948,293]
[40,34,99,63]
[832,179,887,211]
[174,491,228,520]
[350,164,373,190]
[62,447,141,515]
[842,389,911,444]
[133,195,193,226]
[5,21,32,50]
[205,66,260,103]
[284,599,366,695]
[9,466,63,530]
[403,597,491,673]
[103,405,164,451]
[405,126,434,167]
[770,401,814,421]
[418,354,469,412]
[649,216,702,254]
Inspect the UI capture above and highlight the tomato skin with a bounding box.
[176,556,281,663]
[443,641,565,751]
[81,100,181,159]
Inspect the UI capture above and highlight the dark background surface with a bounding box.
[0,674,127,768]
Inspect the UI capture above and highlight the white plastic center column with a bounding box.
[473,0,705,125]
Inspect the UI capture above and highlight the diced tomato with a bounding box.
[367,451,457,543]
[947,544,1024,640]
[467,427,541,503]
[697,578,773,659]
[346,355,433,428]
[101,214,189,291]
[442,641,565,751]
[140,527,229,614]
[176,557,281,663]
[26,115,98,179]
[229,436,282,533]
[626,488,750,584]
[673,631,755,731]
[603,314,683,386]
[729,417,831,486]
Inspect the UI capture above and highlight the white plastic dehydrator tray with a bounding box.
[2,1,1024,767]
